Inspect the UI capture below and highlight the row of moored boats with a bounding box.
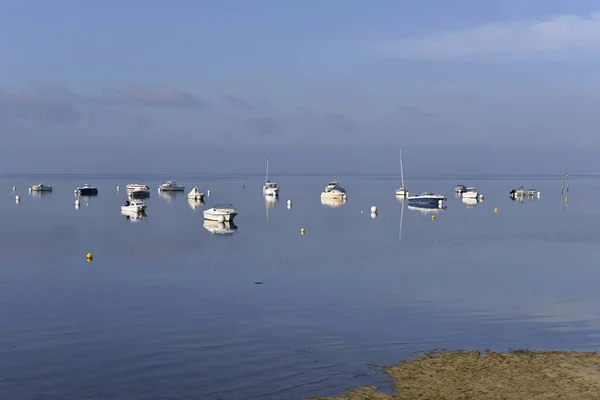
[25,181,238,224]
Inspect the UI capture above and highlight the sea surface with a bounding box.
[1,174,600,399]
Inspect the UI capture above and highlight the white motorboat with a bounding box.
[263,157,280,196]
[263,181,279,196]
[509,186,540,198]
[187,186,205,201]
[407,192,447,208]
[128,186,150,198]
[321,177,347,200]
[203,204,238,222]
[203,220,238,236]
[126,183,149,191]
[462,187,479,198]
[121,199,146,214]
[395,147,409,197]
[30,183,53,192]
[158,181,185,191]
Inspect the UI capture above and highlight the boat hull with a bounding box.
[264,187,279,196]
[77,188,98,196]
[321,191,347,200]
[31,187,53,192]
[462,191,479,199]
[408,197,446,207]
[395,188,409,196]
[129,190,150,199]
[121,205,146,213]
[203,211,237,222]
[159,186,184,192]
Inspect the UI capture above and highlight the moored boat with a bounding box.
[187,186,205,201]
[509,186,540,198]
[408,192,447,208]
[321,177,347,200]
[75,184,98,196]
[30,183,53,192]
[126,183,150,191]
[263,157,280,196]
[121,199,146,214]
[203,204,238,222]
[128,186,150,198]
[158,181,184,191]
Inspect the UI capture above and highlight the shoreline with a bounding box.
[310,350,600,399]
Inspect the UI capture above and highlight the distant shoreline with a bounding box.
[310,350,600,399]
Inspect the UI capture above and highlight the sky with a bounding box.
[1,0,600,173]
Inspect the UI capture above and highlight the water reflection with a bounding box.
[265,195,279,223]
[397,196,405,242]
[265,195,279,209]
[76,195,97,207]
[158,190,184,202]
[30,191,52,199]
[121,211,147,222]
[321,197,347,208]
[188,198,205,212]
[408,204,447,214]
[203,220,238,235]
[462,197,479,208]
[510,196,540,204]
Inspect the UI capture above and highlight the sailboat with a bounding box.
[262,157,280,196]
[395,147,409,197]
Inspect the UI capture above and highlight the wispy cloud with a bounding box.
[371,12,600,61]
[102,84,209,109]
[222,94,254,111]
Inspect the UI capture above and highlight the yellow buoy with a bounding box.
[494,208,499,213]
[431,215,436,221]
[300,228,305,235]
[86,253,93,261]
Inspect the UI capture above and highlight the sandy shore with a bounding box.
[310,350,600,399]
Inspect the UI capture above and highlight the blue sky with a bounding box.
[1,0,600,170]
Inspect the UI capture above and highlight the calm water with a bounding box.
[2,174,600,399]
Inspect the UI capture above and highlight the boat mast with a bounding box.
[399,147,405,188]
[265,157,269,183]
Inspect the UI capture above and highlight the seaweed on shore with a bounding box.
[310,350,600,400]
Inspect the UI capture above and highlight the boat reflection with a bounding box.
[265,195,279,209]
[462,197,479,208]
[398,196,405,242]
[408,204,446,214]
[121,210,147,222]
[203,220,238,236]
[510,196,540,204]
[30,191,52,199]
[321,197,347,208]
[188,198,205,212]
[265,195,279,223]
[159,190,183,202]
[76,195,97,206]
